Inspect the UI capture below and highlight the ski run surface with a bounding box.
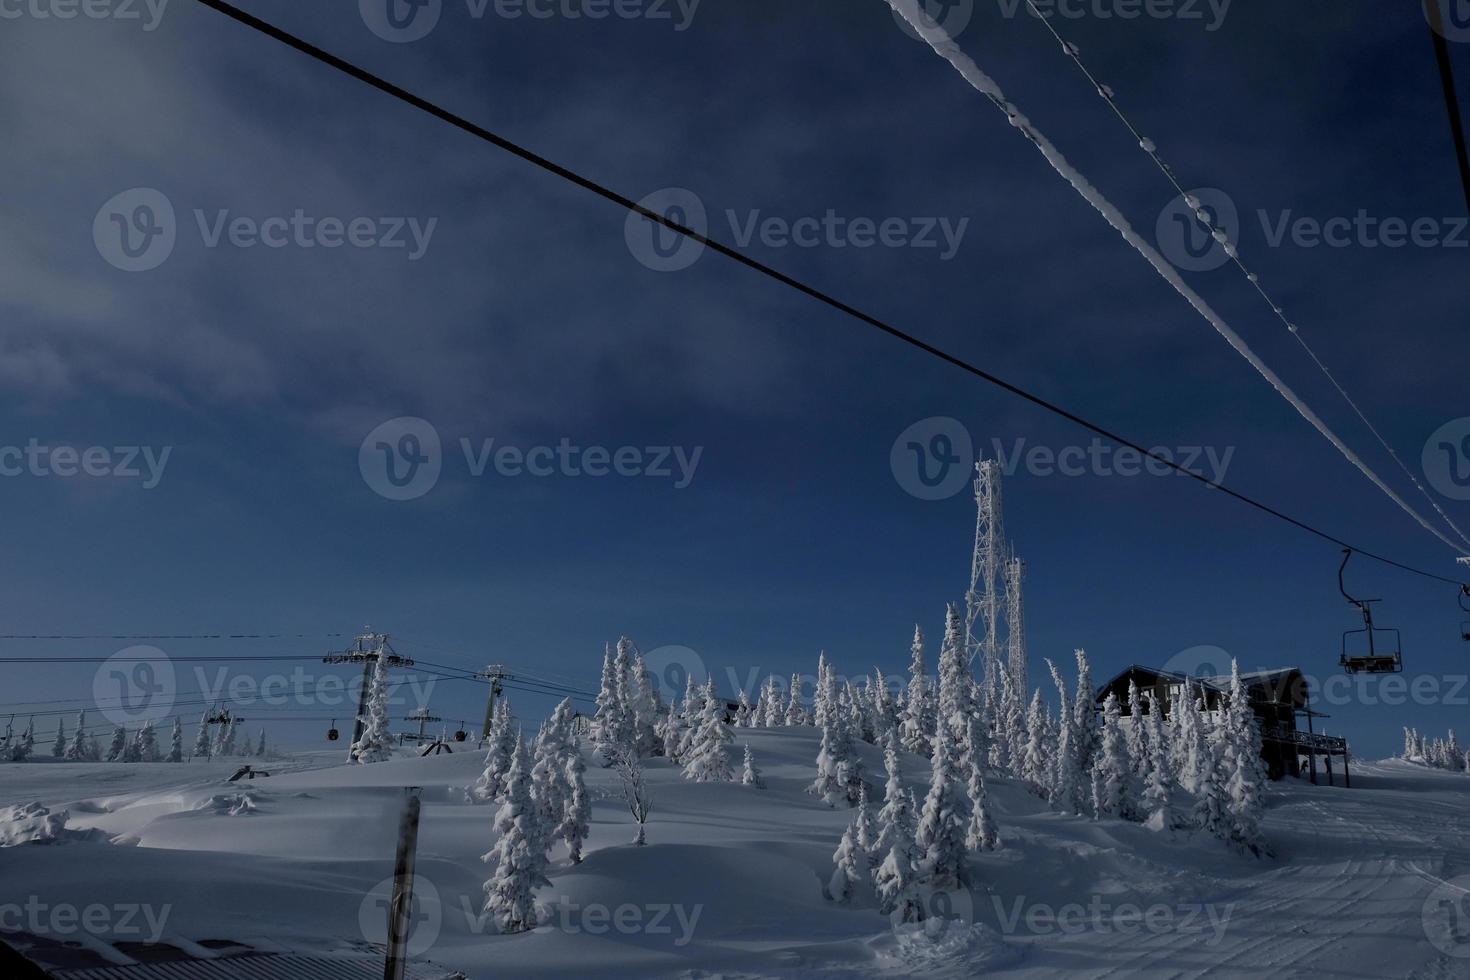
[2,729,1469,979]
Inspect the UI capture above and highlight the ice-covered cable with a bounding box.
[1017,0,1470,552]
[885,0,1468,556]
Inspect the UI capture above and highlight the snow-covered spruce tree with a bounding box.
[916,722,971,889]
[741,743,765,788]
[10,720,35,761]
[835,688,868,806]
[352,654,396,764]
[900,625,934,757]
[1176,682,1210,795]
[875,731,905,856]
[51,720,66,758]
[1192,736,1231,843]
[934,605,976,756]
[64,712,88,761]
[610,638,637,750]
[1141,695,1173,827]
[736,688,754,728]
[870,670,899,746]
[683,679,734,782]
[659,702,686,765]
[590,646,621,763]
[1021,689,1049,793]
[784,672,807,727]
[828,818,866,904]
[989,670,1014,774]
[808,694,847,806]
[134,720,158,762]
[167,718,184,763]
[1044,658,1081,812]
[106,725,127,762]
[1072,649,1098,778]
[1125,680,1148,784]
[875,788,928,922]
[222,718,240,757]
[813,652,834,731]
[759,675,783,727]
[964,715,1000,851]
[1403,726,1417,761]
[1004,678,1028,780]
[675,673,704,761]
[855,783,879,868]
[481,734,551,934]
[1093,692,1139,821]
[1220,660,1268,855]
[630,648,662,757]
[470,699,516,803]
[560,749,590,864]
[192,714,212,761]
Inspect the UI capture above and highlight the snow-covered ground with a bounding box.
[2,731,1469,978]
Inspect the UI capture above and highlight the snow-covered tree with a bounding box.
[964,716,1000,851]
[741,743,765,788]
[1140,695,1173,827]
[107,726,128,762]
[629,648,662,757]
[134,720,158,763]
[1192,736,1231,843]
[481,734,551,934]
[1072,649,1097,777]
[784,672,807,727]
[51,720,66,758]
[855,783,879,866]
[659,702,686,764]
[759,675,783,727]
[1125,680,1148,783]
[471,699,516,803]
[900,625,934,757]
[352,655,395,764]
[560,748,590,864]
[736,688,754,728]
[916,722,971,888]
[1045,658,1081,812]
[64,712,88,761]
[875,789,928,922]
[1219,661,1268,855]
[813,652,834,731]
[1092,692,1139,821]
[682,680,734,782]
[167,718,184,763]
[935,605,976,757]
[192,713,211,761]
[809,665,865,806]
[614,752,653,846]
[828,819,866,904]
[870,670,899,746]
[1021,689,1048,791]
[591,646,621,763]
[9,720,34,762]
[1176,682,1210,795]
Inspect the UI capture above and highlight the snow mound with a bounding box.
[0,801,71,845]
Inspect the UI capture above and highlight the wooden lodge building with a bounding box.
[1095,665,1352,785]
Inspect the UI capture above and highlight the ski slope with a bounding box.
[1,730,1468,978]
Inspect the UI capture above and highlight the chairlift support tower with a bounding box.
[322,630,413,762]
[478,665,511,742]
[966,460,1005,684]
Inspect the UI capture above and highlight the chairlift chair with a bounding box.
[1338,549,1403,674]
[326,719,340,742]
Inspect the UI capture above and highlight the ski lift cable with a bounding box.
[186,0,1468,589]
[0,633,346,640]
[886,0,1469,558]
[1017,0,1470,552]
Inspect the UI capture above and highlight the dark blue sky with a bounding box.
[2,0,1468,759]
